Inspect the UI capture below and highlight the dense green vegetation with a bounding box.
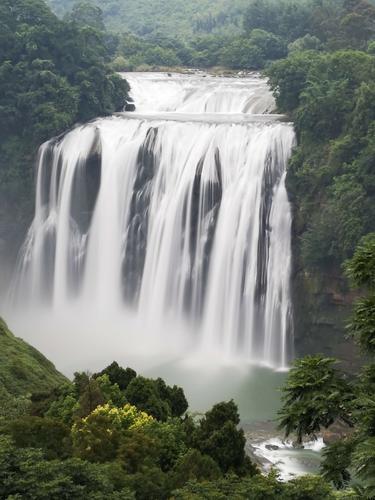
[1,0,375,495]
[48,0,248,39]
[4,290,375,499]
[0,0,128,143]
[6,311,375,498]
[0,0,129,271]
[0,338,339,499]
[262,0,375,356]
[45,0,288,71]
[47,0,375,72]
[268,49,375,272]
[279,234,375,498]
[0,318,66,418]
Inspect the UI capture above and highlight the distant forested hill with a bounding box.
[48,0,248,38]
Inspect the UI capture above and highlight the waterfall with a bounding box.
[8,72,295,369]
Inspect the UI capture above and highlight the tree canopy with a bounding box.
[279,235,375,498]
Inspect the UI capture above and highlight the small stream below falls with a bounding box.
[3,72,321,479]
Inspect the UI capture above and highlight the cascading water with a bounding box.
[8,72,295,369]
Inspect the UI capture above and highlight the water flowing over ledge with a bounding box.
[7,72,295,370]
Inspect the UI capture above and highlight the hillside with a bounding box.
[0,0,129,293]
[48,0,248,38]
[0,318,66,399]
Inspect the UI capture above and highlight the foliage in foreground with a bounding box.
[278,235,375,498]
[0,341,340,499]
[0,351,258,499]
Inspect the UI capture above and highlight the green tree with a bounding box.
[94,361,137,391]
[96,374,127,407]
[67,2,106,31]
[171,449,221,488]
[267,51,318,111]
[279,235,375,497]
[250,29,287,60]
[73,372,105,418]
[346,233,375,353]
[5,416,71,459]
[125,375,188,421]
[320,439,356,489]
[72,403,153,462]
[172,472,335,499]
[146,419,188,472]
[219,38,263,69]
[117,429,158,473]
[0,436,135,499]
[278,356,354,443]
[193,401,257,476]
[154,377,188,417]
[288,34,322,53]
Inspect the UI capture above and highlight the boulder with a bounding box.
[125,103,136,112]
[265,444,280,451]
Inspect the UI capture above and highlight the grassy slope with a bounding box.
[0,318,66,397]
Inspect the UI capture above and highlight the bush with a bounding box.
[6,416,71,459]
[72,403,153,462]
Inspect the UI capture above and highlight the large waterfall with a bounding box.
[9,73,295,369]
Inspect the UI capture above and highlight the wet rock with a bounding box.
[265,444,280,451]
[125,103,136,112]
[322,421,354,445]
[292,440,304,449]
[246,443,272,470]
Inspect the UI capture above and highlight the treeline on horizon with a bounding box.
[47,0,375,71]
[48,0,248,39]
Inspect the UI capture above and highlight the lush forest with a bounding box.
[46,0,375,72]
[263,0,375,359]
[262,3,375,492]
[1,0,375,498]
[0,319,343,498]
[45,0,284,71]
[278,234,375,498]
[0,0,129,278]
[48,0,248,38]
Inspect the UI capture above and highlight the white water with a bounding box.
[123,72,276,114]
[253,437,325,480]
[7,72,295,370]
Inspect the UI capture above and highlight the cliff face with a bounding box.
[0,318,67,398]
[291,232,361,371]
